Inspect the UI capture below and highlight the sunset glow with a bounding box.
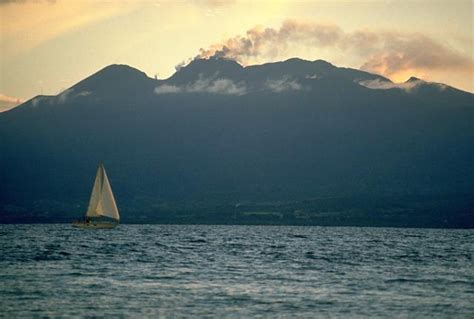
[0,0,472,112]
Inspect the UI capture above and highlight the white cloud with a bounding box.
[197,19,473,86]
[155,75,247,95]
[191,78,246,95]
[154,75,305,95]
[76,90,91,97]
[264,76,303,93]
[305,74,320,80]
[357,79,423,92]
[57,88,73,104]
[31,96,45,107]
[54,89,91,104]
[155,84,182,94]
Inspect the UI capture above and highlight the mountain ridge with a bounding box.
[0,57,473,227]
[5,58,471,116]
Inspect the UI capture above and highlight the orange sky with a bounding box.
[0,0,472,112]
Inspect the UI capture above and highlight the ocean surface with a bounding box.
[0,225,472,318]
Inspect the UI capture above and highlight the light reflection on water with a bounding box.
[0,224,473,317]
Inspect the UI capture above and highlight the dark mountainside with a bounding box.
[1,58,473,227]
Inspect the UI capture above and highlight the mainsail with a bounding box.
[86,164,120,221]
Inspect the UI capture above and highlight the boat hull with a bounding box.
[72,221,118,229]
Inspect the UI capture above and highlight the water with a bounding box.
[0,225,472,318]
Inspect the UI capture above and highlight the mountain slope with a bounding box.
[0,58,473,226]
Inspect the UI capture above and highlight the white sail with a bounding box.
[85,164,120,221]
[85,166,103,218]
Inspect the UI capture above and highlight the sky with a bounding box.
[0,0,472,111]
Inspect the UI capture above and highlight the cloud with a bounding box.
[202,78,246,95]
[0,93,24,112]
[357,79,423,92]
[75,90,91,97]
[265,77,303,93]
[155,75,246,95]
[175,61,188,72]
[154,84,182,94]
[19,89,90,107]
[197,20,342,62]
[55,89,92,103]
[31,96,45,107]
[57,88,73,104]
[7,89,90,109]
[305,74,320,80]
[196,19,474,84]
[155,74,306,95]
[356,32,473,82]
[358,78,449,93]
[155,74,303,95]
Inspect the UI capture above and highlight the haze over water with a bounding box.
[1,225,472,318]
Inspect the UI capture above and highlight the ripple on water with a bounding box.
[0,225,472,318]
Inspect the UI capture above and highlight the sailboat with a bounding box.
[72,164,120,229]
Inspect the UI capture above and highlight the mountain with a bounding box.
[1,58,473,227]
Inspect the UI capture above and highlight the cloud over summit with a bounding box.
[155,75,247,96]
[265,77,304,93]
[196,19,473,83]
[357,79,423,92]
[197,20,342,63]
[155,72,304,96]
